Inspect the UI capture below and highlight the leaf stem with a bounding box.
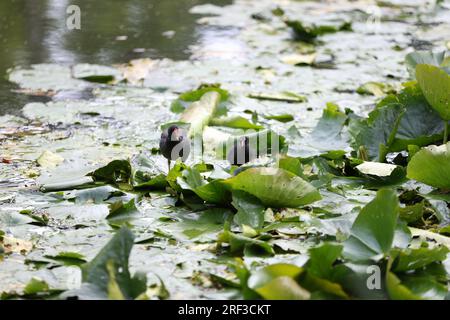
[444,121,449,144]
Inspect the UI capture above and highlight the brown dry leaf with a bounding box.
[1,236,33,254]
[281,52,317,66]
[117,58,157,85]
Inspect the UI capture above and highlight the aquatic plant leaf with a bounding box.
[355,161,406,188]
[392,246,449,272]
[263,114,294,123]
[248,91,306,103]
[379,84,444,150]
[247,264,309,300]
[72,63,122,83]
[44,252,87,267]
[343,189,399,260]
[90,160,132,187]
[232,190,265,229]
[131,154,167,190]
[290,103,349,157]
[416,64,450,120]
[219,230,274,257]
[306,243,343,279]
[210,116,263,129]
[180,91,221,137]
[81,227,147,300]
[106,198,139,226]
[407,143,450,189]
[356,82,397,97]
[349,104,405,161]
[225,167,321,208]
[285,20,351,43]
[405,51,448,78]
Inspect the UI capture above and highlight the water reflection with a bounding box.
[0,0,232,115]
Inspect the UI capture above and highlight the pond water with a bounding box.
[0,0,232,115]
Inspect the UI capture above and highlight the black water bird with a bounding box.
[160,125,190,171]
[227,136,257,167]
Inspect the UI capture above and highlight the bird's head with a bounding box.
[168,125,183,142]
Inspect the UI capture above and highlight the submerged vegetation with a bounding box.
[1,0,450,300]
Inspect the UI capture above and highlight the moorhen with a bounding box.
[160,125,190,170]
[227,136,257,166]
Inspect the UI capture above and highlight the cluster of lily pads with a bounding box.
[1,0,450,299]
[7,49,446,300]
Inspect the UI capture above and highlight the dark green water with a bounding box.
[0,0,231,115]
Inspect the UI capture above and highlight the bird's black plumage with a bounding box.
[160,125,190,170]
[227,136,256,166]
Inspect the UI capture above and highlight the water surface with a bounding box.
[0,0,232,115]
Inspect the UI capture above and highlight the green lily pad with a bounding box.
[380,84,445,150]
[219,230,274,257]
[343,189,399,261]
[407,142,450,189]
[357,82,397,97]
[106,199,139,226]
[285,20,351,43]
[79,227,147,300]
[392,246,449,272]
[405,51,449,78]
[232,190,265,230]
[210,116,263,129]
[247,264,309,300]
[180,91,221,137]
[225,167,321,208]
[416,64,450,120]
[349,104,405,161]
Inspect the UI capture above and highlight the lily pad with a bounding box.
[247,264,309,300]
[343,189,399,261]
[77,227,147,300]
[407,142,450,189]
[180,91,221,137]
[405,51,450,78]
[225,167,321,208]
[416,64,450,120]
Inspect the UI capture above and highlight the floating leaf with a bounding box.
[131,154,167,190]
[416,64,450,120]
[37,150,64,168]
[379,84,445,150]
[210,116,263,129]
[232,190,265,229]
[247,264,309,300]
[349,104,405,161]
[405,51,449,78]
[219,230,274,257]
[407,143,450,189]
[45,251,87,267]
[89,160,132,188]
[343,189,399,261]
[72,63,122,83]
[355,161,406,187]
[280,52,317,66]
[225,167,321,208]
[291,103,349,157]
[392,246,449,272]
[248,91,307,103]
[285,20,351,43]
[357,82,397,97]
[80,227,147,300]
[264,114,294,123]
[180,91,221,137]
[106,198,139,226]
